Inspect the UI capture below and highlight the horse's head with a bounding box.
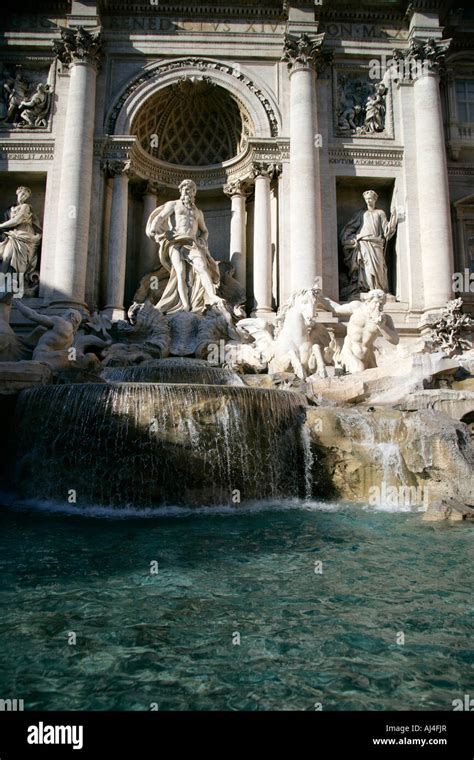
[293,289,317,327]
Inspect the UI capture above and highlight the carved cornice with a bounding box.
[282,33,330,76]
[329,147,404,167]
[52,26,103,70]
[0,140,54,161]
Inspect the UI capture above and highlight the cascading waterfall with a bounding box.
[100,358,244,386]
[14,383,314,508]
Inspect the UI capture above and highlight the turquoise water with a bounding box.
[0,500,472,711]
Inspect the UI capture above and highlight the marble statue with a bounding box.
[239,288,331,379]
[341,190,397,297]
[18,83,52,128]
[0,186,42,298]
[15,300,82,369]
[317,289,399,374]
[431,299,474,357]
[145,179,224,314]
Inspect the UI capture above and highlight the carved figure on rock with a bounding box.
[341,190,397,296]
[239,288,331,379]
[16,300,82,369]
[317,289,399,374]
[145,179,223,314]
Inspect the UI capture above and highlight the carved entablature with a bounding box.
[390,37,452,82]
[329,147,404,167]
[333,66,394,139]
[282,33,331,76]
[0,140,54,162]
[52,26,102,70]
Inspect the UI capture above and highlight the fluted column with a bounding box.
[410,39,453,310]
[51,27,102,311]
[283,33,326,292]
[104,160,130,321]
[252,163,280,317]
[224,179,250,289]
[140,181,161,277]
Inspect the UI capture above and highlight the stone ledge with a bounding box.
[0,361,53,395]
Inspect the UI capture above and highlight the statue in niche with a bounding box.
[340,190,397,298]
[18,83,52,128]
[0,186,42,298]
[317,289,399,374]
[145,179,224,315]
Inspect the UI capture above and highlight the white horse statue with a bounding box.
[238,288,331,379]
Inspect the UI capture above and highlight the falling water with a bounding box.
[100,358,244,386]
[14,383,315,508]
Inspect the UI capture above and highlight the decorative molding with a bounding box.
[0,141,54,161]
[329,147,404,166]
[105,159,131,178]
[448,164,474,177]
[52,26,103,70]
[106,58,279,137]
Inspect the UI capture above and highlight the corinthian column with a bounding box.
[283,33,326,292]
[224,179,250,289]
[104,160,130,321]
[252,163,280,317]
[139,181,162,278]
[51,27,102,312]
[410,39,454,310]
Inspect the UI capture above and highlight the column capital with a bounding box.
[53,26,102,71]
[103,159,131,179]
[252,162,282,181]
[223,178,251,198]
[391,37,451,81]
[282,33,330,76]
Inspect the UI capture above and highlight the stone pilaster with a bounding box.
[50,27,102,312]
[282,33,327,292]
[251,163,281,317]
[104,160,130,321]
[223,179,251,290]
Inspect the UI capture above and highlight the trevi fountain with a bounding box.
[0,1,473,718]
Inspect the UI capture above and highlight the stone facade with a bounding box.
[1,0,473,340]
